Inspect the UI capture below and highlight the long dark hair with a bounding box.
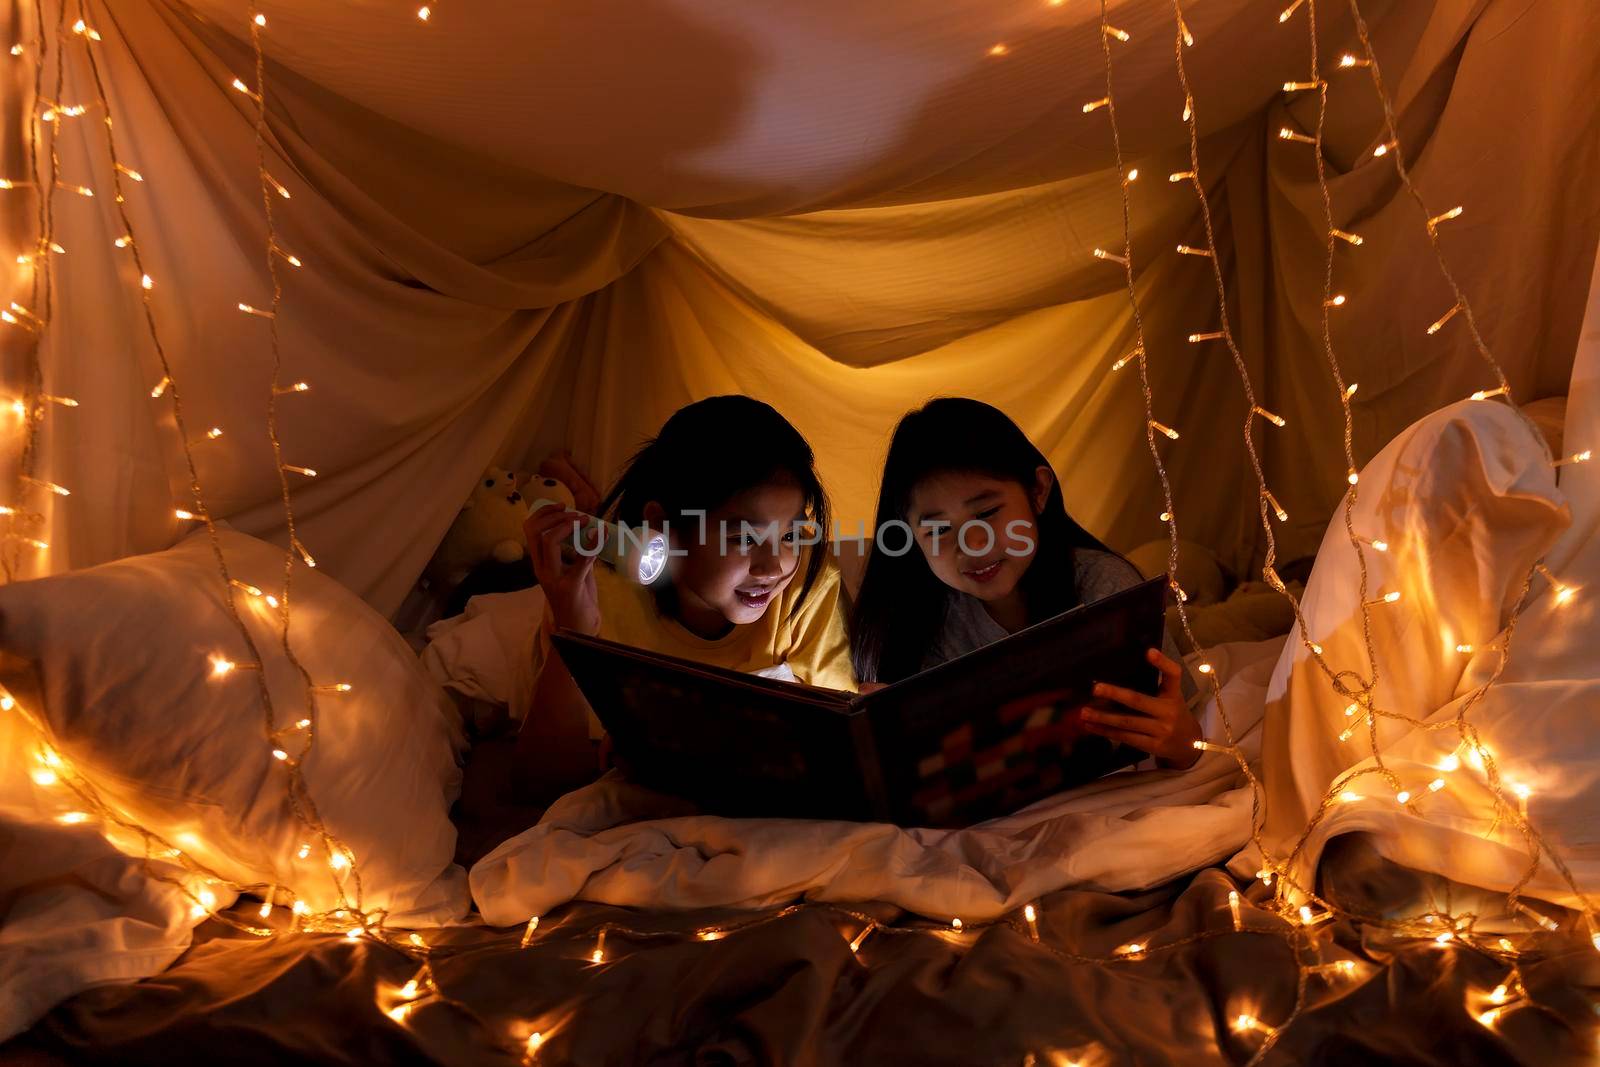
[850,397,1115,683]
[598,395,830,621]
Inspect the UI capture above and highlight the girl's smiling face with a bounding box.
[648,478,811,638]
[907,467,1053,603]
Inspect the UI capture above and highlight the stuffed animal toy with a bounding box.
[428,467,574,590]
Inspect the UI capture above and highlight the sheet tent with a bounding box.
[3,0,1600,1064]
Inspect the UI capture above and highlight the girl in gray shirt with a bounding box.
[850,398,1202,769]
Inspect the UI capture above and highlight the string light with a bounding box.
[1091,246,1126,264]
[591,929,607,963]
[1228,891,1242,931]
[1282,80,1321,92]
[1082,97,1110,114]
[1534,563,1575,605]
[417,5,432,20]
[988,44,1009,57]
[1176,244,1213,257]
[1262,489,1288,523]
[1425,206,1464,232]
[848,923,874,954]
[1024,903,1039,941]
[1339,53,1371,68]
[1111,347,1141,371]
[1251,405,1287,427]
[1330,228,1364,246]
[1470,385,1509,401]
[1187,331,1223,342]
[1148,420,1179,440]
[1168,170,1195,183]
[520,916,541,947]
[237,302,275,318]
[1278,0,1307,21]
[1324,294,1346,307]
[1277,127,1316,145]
[1426,304,1462,335]
[1552,450,1592,467]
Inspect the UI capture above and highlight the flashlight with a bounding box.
[528,498,670,586]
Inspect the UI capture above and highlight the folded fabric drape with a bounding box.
[4,0,1597,614]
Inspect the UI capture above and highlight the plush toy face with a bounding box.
[429,467,541,585]
[526,476,576,511]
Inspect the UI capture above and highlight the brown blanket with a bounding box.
[5,837,1594,1066]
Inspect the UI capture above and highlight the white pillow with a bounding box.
[1258,399,1569,856]
[0,528,469,925]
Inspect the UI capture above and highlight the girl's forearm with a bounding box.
[514,653,600,803]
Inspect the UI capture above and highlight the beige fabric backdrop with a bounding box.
[3,0,1597,615]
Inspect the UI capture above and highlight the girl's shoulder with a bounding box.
[1073,547,1145,605]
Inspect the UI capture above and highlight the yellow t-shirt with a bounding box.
[532,555,858,737]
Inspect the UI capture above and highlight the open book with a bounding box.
[551,576,1168,827]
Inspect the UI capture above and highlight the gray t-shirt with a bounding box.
[921,548,1197,701]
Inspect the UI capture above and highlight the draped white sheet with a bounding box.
[2,0,1597,614]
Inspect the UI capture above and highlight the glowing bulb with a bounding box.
[1126,168,1138,181]
[386,1004,411,1023]
[1510,782,1531,801]
[1337,790,1361,803]
[1477,1008,1501,1027]
[1149,420,1180,440]
[1439,754,1461,772]
[1428,778,1446,793]
[1384,591,1401,603]
[254,13,267,26]
[292,899,309,915]
[591,948,604,963]
[30,768,58,786]
[1024,904,1037,922]
[330,851,351,871]
[1119,942,1145,956]
[1228,890,1242,930]
[296,843,311,859]
[1396,791,1412,805]
[1103,25,1130,42]
[1325,294,1346,307]
[1,695,14,711]
[271,748,289,761]
[1331,229,1364,246]
[417,5,432,19]
[1082,97,1110,114]
[346,927,363,940]
[1434,931,1454,944]
[526,1033,543,1055]
[950,918,963,930]
[58,811,90,824]
[211,655,236,677]
[141,273,153,290]
[284,465,317,477]
[988,43,1008,56]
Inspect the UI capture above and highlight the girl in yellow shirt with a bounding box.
[518,396,855,802]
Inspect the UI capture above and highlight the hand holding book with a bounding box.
[1084,648,1201,769]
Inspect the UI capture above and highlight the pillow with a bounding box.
[1258,399,1570,855]
[0,528,469,925]
[1126,538,1227,606]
